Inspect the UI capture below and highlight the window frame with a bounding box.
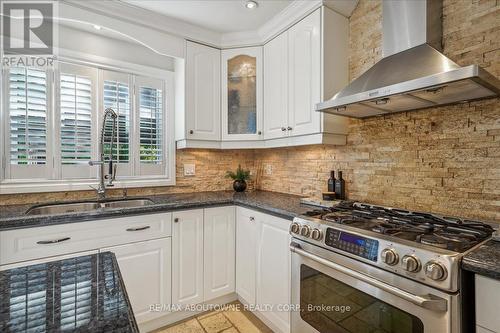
[0,58,175,194]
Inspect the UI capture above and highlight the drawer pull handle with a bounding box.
[126,226,151,232]
[37,237,71,245]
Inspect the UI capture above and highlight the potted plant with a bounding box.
[226,165,251,192]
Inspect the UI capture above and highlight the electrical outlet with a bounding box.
[264,164,273,175]
[184,163,195,176]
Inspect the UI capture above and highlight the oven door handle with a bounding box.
[290,244,448,312]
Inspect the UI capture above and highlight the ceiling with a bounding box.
[122,0,292,33]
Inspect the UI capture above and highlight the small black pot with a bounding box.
[233,180,247,192]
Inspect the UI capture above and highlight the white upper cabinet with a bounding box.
[185,41,221,141]
[264,32,289,140]
[203,206,236,301]
[221,47,263,141]
[177,6,348,149]
[172,209,204,306]
[287,8,321,137]
[263,7,349,144]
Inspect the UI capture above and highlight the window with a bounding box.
[102,70,132,176]
[6,67,52,179]
[0,61,175,193]
[136,76,166,176]
[59,63,97,179]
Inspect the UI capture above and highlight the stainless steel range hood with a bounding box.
[316,0,500,118]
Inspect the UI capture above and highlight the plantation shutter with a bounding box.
[57,256,95,330]
[58,63,97,179]
[101,70,132,177]
[7,67,52,179]
[136,76,166,176]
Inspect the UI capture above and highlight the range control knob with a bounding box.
[401,255,421,273]
[311,228,323,240]
[424,261,448,281]
[381,248,399,266]
[300,225,311,237]
[290,223,300,234]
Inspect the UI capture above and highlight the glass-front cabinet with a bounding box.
[221,47,263,141]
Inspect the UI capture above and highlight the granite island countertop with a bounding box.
[462,240,500,280]
[0,190,311,231]
[0,252,139,332]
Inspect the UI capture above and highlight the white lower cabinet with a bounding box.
[236,207,258,305]
[204,206,236,301]
[236,207,292,333]
[172,209,204,306]
[475,274,500,333]
[256,213,292,333]
[101,238,172,324]
[2,206,294,332]
[477,326,496,333]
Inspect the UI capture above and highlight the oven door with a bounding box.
[290,240,458,333]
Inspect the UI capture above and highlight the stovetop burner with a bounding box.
[302,201,494,252]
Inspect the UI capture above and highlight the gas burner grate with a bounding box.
[301,201,494,252]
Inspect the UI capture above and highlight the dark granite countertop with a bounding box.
[0,190,310,231]
[462,240,500,280]
[0,252,139,333]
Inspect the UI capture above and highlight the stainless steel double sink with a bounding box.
[26,199,154,216]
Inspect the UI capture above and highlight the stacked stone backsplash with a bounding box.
[1,0,499,223]
[257,0,500,222]
[0,149,258,206]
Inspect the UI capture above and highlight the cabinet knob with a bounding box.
[281,127,287,131]
[249,216,255,222]
[174,218,179,223]
[258,131,262,135]
[287,126,292,131]
[189,130,194,134]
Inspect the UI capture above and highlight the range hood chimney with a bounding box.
[316,0,500,118]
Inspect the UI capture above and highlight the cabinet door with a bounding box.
[172,209,204,306]
[288,8,321,137]
[256,213,292,333]
[264,32,289,140]
[186,41,221,141]
[102,238,171,324]
[204,206,235,301]
[221,47,263,141]
[476,275,500,332]
[235,207,258,305]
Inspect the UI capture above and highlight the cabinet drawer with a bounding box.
[476,274,500,332]
[0,213,172,265]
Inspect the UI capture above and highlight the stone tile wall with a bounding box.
[1,0,499,223]
[255,0,500,222]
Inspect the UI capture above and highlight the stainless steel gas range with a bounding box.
[290,201,494,333]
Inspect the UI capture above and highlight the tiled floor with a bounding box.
[155,301,274,333]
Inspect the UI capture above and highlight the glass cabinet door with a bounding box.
[222,47,262,141]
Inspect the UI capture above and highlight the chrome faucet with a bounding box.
[89,108,118,200]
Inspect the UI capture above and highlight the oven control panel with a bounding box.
[325,228,379,261]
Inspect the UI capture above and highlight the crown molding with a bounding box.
[62,0,222,47]
[257,0,323,44]
[60,0,357,50]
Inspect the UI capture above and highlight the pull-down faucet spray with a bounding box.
[89,108,118,200]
